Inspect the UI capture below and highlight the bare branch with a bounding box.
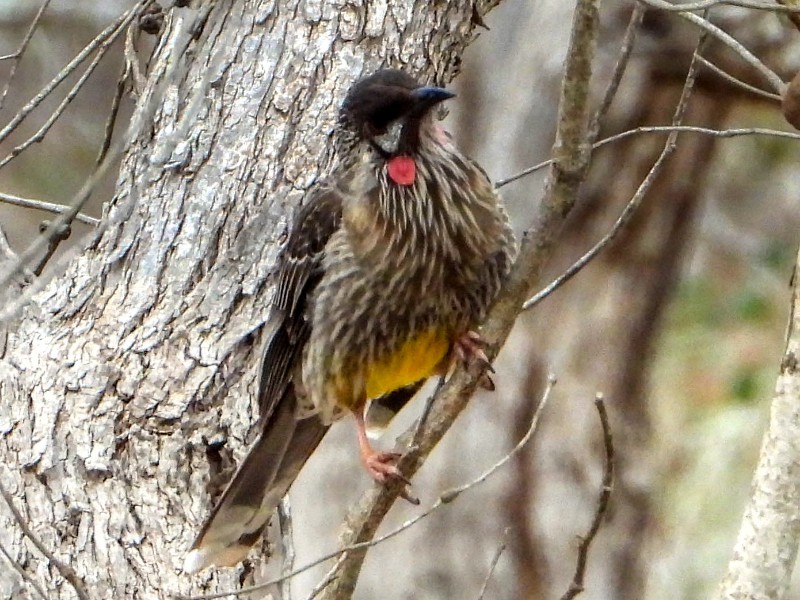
[558,395,615,600]
[696,56,782,102]
[0,191,99,226]
[645,0,800,12]
[0,133,120,292]
[639,0,786,94]
[96,61,131,166]
[589,4,645,138]
[497,123,800,191]
[524,25,710,310]
[598,124,800,143]
[0,1,185,315]
[305,556,345,600]
[0,0,53,112]
[411,375,447,447]
[0,3,142,148]
[0,8,136,173]
[277,498,295,600]
[495,158,552,188]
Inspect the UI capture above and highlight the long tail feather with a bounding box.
[184,393,327,573]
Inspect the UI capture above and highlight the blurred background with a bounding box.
[1,1,799,598]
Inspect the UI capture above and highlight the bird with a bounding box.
[183,68,516,573]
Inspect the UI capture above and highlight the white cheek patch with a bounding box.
[373,121,403,155]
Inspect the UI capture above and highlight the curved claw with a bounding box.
[455,331,494,373]
[363,451,404,483]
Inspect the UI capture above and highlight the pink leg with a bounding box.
[353,409,409,485]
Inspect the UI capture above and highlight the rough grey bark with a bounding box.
[713,247,800,599]
[0,2,502,598]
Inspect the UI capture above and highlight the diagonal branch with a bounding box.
[476,527,511,600]
[639,0,785,94]
[312,0,604,597]
[0,191,99,226]
[0,3,141,147]
[523,21,710,310]
[0,539,49,600]
[0,8,135,173]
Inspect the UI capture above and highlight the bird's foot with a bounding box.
[361,449,419,504]
[454,331,495,390]
[361,449,406,484]
[355,411,419,503]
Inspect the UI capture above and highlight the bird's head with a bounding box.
[338,69,455,158]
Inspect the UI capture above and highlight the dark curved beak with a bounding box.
[412,86,456,107]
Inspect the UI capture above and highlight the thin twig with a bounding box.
[305,555,345,600]
[598,124,800,143]
[97,61,131,166]
[0,3,141,147]
[523,5,711,310]
[125,17,147,96]
[0,0,178,312]
[0,477,90,600]
[277,498,295,600]
[0,4,140,277]
[645,0,800,11]
[695,55,782,102]
[0,6,136,173]
[0,539,49,600]
[558,395,615,600]
[172,376,557,600]
[495,157,552,188]
[0,0,53,112]
[589,4,645,138]
[411,376,447,448]
[497,124,800,189]
[0,134,122,288]
[476,527,511,600]
[639,0,786,94]
[0,191,99,226]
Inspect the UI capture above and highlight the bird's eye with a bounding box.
[364,121,387,137]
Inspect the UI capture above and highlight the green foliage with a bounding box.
[730,367,760,403]
[732,288,771,323]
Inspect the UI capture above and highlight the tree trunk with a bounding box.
[0,2,501,598]
[714,248,800,599]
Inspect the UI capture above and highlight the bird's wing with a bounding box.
[258,185,343,420]
[184,184,342,573]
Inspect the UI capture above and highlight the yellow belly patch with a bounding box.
[365,329,450,400]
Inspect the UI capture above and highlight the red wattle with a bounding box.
[387,156,416,186]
